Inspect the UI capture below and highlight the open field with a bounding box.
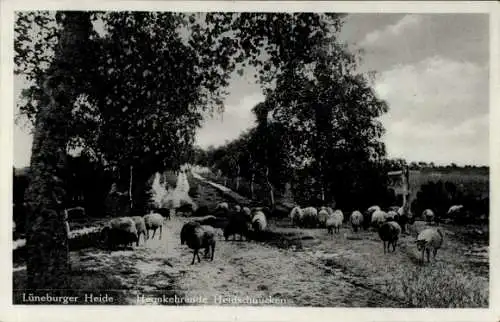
[13,171,488,307]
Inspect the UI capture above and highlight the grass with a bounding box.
[385,262,488,308]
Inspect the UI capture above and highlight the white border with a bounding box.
[1,1,499,322]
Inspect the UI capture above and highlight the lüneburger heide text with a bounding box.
[21,293,113,304]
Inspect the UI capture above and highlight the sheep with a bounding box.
[193,205,209,217]
[388,206,400,213]
[224,212,250,241]
[350,210,363,232]
[422,209,435,223]
[192,215,218,226]
[326,210,343,234]
[153,208,171,220]
[386,210,398,220]
[131,216,147,246]
[371,210,388,228]
[233,204,242,213]
[215,202,229,211]
[101,217,138,249]
[363,205,380,230]
[301,206,319,228]
[144,212,165,240]
[251,211,267,232]
[378,221,402,253]
[317,207,330,228]
[289,206,303,226]
[326,207,334,216]
[180,221,216,265]
[416,228,444,263]
[242,206,252,218]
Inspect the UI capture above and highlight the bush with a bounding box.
[412,180,489,224]
[385,262,488,308]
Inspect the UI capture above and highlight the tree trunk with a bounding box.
[265,167,275,206]
[250,173,255,200]
[24,12,92,295]
[236,164,240,191]
[129,165,134,210]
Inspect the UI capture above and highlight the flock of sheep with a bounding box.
[288,204,445,261]
[98,200,449,266]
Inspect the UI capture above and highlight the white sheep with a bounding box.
[302,206,319,228]
[371,210,387,228]
[233,204,242,213]
[350,210,363,232]
[386,210,398,220]
[416,228,444,263]
[216,202,229,211]
[131,216,147,246]
[422,209,435,223]
[326,210,343,234]
[144,212,165,240]
[289,206,303,226]
[326,207,334,217]
[378,221,402,253]
[251,211,267,232]
[318,207,329,228]
[367,205,381,214]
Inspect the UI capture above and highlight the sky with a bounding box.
[13,13,490,167]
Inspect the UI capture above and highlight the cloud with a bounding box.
[359,14,422,47]
[375,56,489,165]
[194,91,264,149]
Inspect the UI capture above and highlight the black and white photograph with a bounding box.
[3,0,497,317]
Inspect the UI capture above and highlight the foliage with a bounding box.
[385,262,488,308]
[411,180,489,223]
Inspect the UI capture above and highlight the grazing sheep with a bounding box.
[378,221,402,253]
[180,221,216,265]
[422,209,435,223]
[289,206,303,226]
[386,210,398,220]
[350,210,363,232]
[215,202,229,211]
[101,217,138,249]
[318,207,329,228]
[131,216,147,246]
[224,212,250,241]
[326,210,343,234]
[417,228,444,263]
[371,210,388,228]
[367,205,381,213]
[251,211,267,232]
[301,206,319,228]
[144,212,165,240]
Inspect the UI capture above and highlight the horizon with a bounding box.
[13,12,490,168]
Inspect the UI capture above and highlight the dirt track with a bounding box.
[13,171,488,307]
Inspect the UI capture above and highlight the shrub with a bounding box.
[385,262,488,308]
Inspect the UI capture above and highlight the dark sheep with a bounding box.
[378,221,402,254]
[224,212,250,241]
[180,221,216,265]
[101,217,138,250]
